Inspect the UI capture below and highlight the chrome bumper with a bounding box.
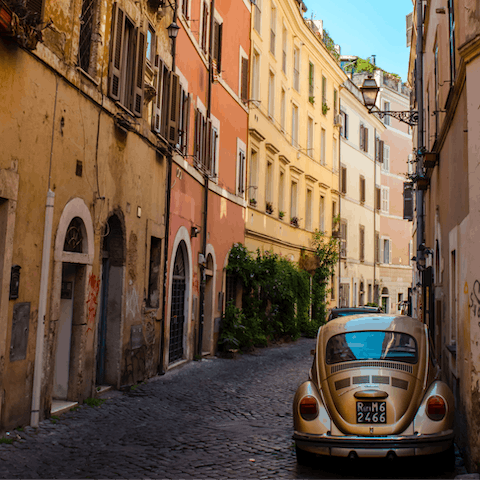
[293,430,454,458]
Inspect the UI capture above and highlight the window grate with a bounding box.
[79,0,97,72]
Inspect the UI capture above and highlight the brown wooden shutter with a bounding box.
[184,94,191,154]
[364,127,368,152]
[376,187,381,210]
[241,57,249,102]
[161,68,170,138]
[109,4,125,101]
[133,28,146,117]
[168,72,181,145]
[205,118,213,171]
[403,182,414,220]
[216,23,223,73]
[379,140,384,163]
[153,58,165,133]
[360,225,365,262]
[26,0,44,18]
[359,124,364,150]
[375,231,380,263]
[194,109,200,160]
[360,176,365,203]
[201,3,208,52]
[341,166,347,193]
[213,21,219,67]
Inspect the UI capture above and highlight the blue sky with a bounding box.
[306,0,413,82]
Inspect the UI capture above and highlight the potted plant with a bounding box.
[290,216,299,228]
[279,210,285,220]
[266,201,274,214]
[249,198,257,207]
[309,96,315,104]
[322,102,330,115]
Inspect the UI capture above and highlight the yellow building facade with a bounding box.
[245,0,346,300]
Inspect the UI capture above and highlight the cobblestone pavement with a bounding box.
[0,337,464,479]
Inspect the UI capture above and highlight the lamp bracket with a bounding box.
[369,108,419,126]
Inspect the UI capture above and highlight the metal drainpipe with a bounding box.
[374,128,377,305]
[415,0,425,317]
[197,0,215,357]
[159,4,178,374]
[337,113,341,308]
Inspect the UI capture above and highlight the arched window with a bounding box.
[63,217,85,253]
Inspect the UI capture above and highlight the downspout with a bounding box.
[31,77,59,427]
[160,3,178,374]
[337,109,341,308]
[197,0,215,356]
[374,127,377,305]
[415,0,425,318]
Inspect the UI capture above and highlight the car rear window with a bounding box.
[326,331,418,365]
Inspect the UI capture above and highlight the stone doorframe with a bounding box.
[45,198,95,412]
[165,227,193,368]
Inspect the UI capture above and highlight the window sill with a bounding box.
[77,67,100,86]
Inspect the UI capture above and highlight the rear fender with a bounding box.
[293,381,331,434]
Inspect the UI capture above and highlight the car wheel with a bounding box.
[295,444,313,466]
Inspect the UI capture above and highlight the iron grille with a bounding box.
[79,0,97,72]
[169,277,185,362]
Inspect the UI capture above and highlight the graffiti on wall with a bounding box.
[468,280,480,322]
[86,274,100,334]
[126,287,139,320]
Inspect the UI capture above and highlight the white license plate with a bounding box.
[356,401,386,423]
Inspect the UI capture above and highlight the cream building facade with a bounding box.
[337,79,385,308]
[246,1,346,302]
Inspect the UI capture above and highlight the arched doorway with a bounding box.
[169,241,188,363]
[381,287,390,313]
[202,253,214,354]
[53,217,87,400]
[96,214,125,386]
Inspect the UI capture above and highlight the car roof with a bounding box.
[321,314,425,337]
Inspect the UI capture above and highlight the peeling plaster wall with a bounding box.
[0,0,170,431]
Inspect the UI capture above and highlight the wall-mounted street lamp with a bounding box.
[167,21,180,39]
[360,76,419,126]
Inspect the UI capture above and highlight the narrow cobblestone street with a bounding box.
[0,338,461,479]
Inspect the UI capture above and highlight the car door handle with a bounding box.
[354,390,389,399]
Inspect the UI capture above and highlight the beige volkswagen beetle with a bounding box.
[293,314,454,465]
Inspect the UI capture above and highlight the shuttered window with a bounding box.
[375,231,380,263]
[237,150,246,196]
[26,0,43,18]
[201,3,209,53]
[108,4,146,117]
[241,57,249,102]
[213,20,223,73]
[375,186,381,210]
[360,124,368,152]
[78,0,98,74]
[340,166,347,194]
[194,109,218,175]
[359,225,365,262]
[360,175,365,203]
[382,144,390,171]
[340,221,347,258]
[403,182,414,220]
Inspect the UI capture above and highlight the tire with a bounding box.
[295,444,313,466]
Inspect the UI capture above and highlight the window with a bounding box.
[359,124,368,152]
[279,169,285,213]
[252,50,260,100]
[333,88,338,116]
[147,237,162,308]
[306,189,312,231]
[375,231,380,263]
[280,88,286,131]
[319,195,325,231]
[340,220,347,258]
[212,20,223,74]
[268,70,275,118]
[249,150,259,201]
[333,137,338,172]
[237,148,246,197]
[382,238,391,264]
[383,101,390,125]
[448,0,456,83]
[331,275,335,300]
[332,200,337,228]
[376,137,384,162]
[375,186,381,210]
[146,25,156,65]
[320,128,326,165]
[181,0,189,18]
[282,26,287,73]
[270,3,276,55]
[109,4,146,117]
[307,117,314,156]
[321,75,327,106]
[308,62,315,100]
[340,165,347,194]
[290,181,298,218]
[381,186,389,213]
[193,109,218,175]
[266,160,274,204]
[254,0,262,33]
[359,175,365,203]
[340,111,348,138]
[178,88,191,154]
[240,56,249,102]
[381,288,390,313]
[359,225,365,262]
[201,2,209,53]
[291,104,299,147]
[382,144,390,172]
[293,47,300,91]
[78,0,99,75]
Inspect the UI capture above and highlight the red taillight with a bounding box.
[426,395,446,420]
[299,396,318,420]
